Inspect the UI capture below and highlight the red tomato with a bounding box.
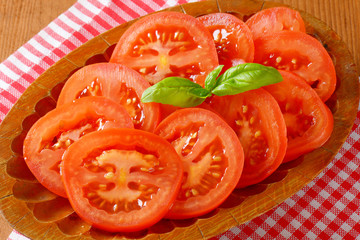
[197,13,254,71]
[208,88,287,188]
[61,128,183,232]
[110,11,219,86]
[263,70,334,162]
[245,7,306,39]
[57,63,160,132]
[154,108,244,219]
[23,97,134,197]
[253,30,336,102]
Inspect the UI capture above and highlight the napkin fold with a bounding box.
[1,1,360,240]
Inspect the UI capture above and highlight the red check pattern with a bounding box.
[2,1,360,239]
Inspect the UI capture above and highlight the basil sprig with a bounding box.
[141,63,283,107]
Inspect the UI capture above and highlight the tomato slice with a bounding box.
[263,70,334,162]
[154,108,244,219]
[197,13,254,72]
[57,63,160,132]
[110,11,219,86]
[61,128,183,232]
[253,30,336,102]
[245,7,306,39]
[208,88,287,188]
[23,97,134,197]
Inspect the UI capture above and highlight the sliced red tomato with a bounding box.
[253,30,337,102]
[57,63,160,132]
[61,128,183,232]
[197,13,254,72]
[23,97,134,197]
[154,108,244,219]
[110,11,219,86]
[208,88,287,188]
[263,70,334,162]
[245,7,306,39]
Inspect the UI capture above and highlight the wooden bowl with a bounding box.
[0,0,358,239]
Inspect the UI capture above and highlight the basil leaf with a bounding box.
[141,77,210,108]
[205,65,224,91]
[212,63,283,96]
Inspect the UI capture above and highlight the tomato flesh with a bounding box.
[245,7,306,39]
[197,13,254,72]
[23,97,133,197]
[155,108,244,219]
[62,129,183,232]
[57,63,159,132]
[263,70,334,162]
[208,88,287,187]
[110,12,219,86]
[254,31,336,102]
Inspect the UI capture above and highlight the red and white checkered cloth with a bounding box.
[2,0,360,239]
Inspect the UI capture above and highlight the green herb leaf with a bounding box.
[212,63,283,96]
[141,77,210,108]
[205,65,224,91]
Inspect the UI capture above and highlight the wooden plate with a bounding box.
[0,0,358,239]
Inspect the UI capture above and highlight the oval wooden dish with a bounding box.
[0,0,359,239]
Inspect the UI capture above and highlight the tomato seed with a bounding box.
[276,57,282,63]
[235,120,243,126]
[191,188,199,196]
[87,192,96,198]
[212,172,221,178]
[210,165,221,169]
[255,130,262,138]
[104,172,114,179]
[249,117,255,124]
[139,38,146,44]
[213,156,222,162]
[242,105,248,113]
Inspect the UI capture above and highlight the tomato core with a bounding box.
[168,123,228,201]
[80,148,164,214]
[129,27,203,83]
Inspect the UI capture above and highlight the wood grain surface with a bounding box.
[0,0,359,239]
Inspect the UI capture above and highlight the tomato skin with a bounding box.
[197,13,254,71]
[263,70,334,162]
[110,11,219,87]
[23,97,134,197]
[62,128,183,232]
[253,30,336,102]
[246,7,306,39]
[155,108,244,219]
[57,63,160,132]
[208,88,287,188]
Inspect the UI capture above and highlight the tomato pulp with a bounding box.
[155,108,244,219]
[110,11,219,86]
[263,70,334,162]
[254,31,336,102]
[57,63,160,132]
[62,129,183,232]
[246,7,306,39]
[209,88,287,187]
[23,97,134,197]
[198,13,254,72]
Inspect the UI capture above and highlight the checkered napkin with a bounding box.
[2,0,360,239]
